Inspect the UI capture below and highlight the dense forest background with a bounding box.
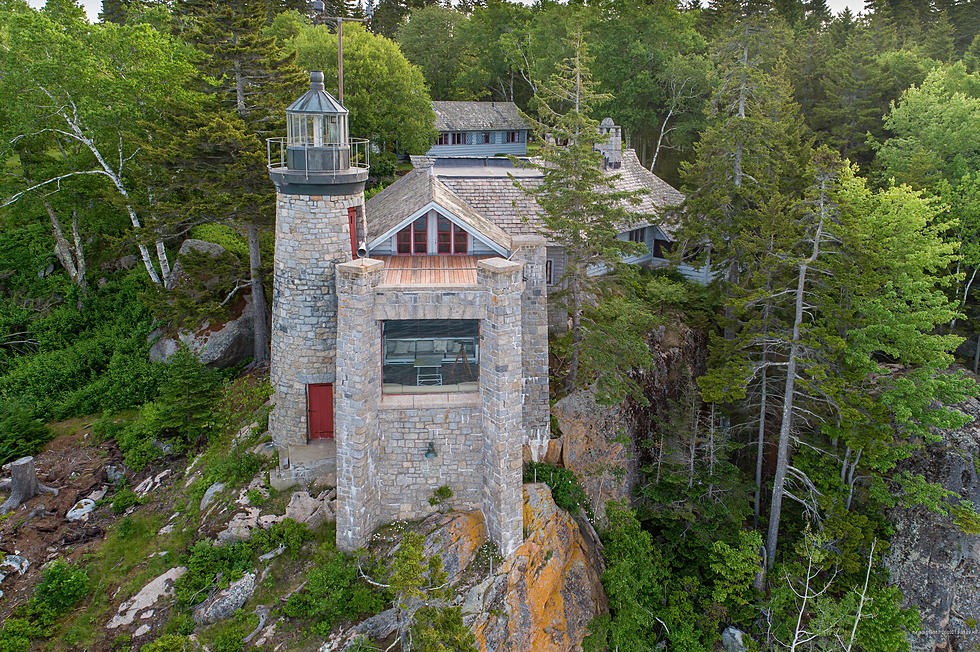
[2,0,980,650]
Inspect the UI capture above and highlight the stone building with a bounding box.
[267,72,690,556]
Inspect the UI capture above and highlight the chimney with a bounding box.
[596,117,622,169]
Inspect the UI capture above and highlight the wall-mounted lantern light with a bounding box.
[424,442,437,459]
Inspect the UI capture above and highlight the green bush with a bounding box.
[523,462,593,519]
[0,617,43,652]
[282,548,385,635]
[428,485,453,506]
[0,399,52,465]
[29,559,90,624]
[174,540,253,608]
[370,151,398,177]
[111,485,143,515]
[141,634,194,652]
[252,518,313,558]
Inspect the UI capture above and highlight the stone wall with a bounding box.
[478,258,526,556]
[270,191,362,453]
[376,398,484,520]
[511,235,551,455]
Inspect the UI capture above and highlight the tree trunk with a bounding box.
[247,221,270,366]
[0,456,58,515]
[754,360,767,529]
[973,332,979,375]
[766,181,827,569]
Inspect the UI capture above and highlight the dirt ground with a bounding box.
[1,424,127,619]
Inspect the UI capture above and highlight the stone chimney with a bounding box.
[596,117,622,169]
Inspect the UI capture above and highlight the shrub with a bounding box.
[428,485,453,506]
[370,151,397,178]
[282,548,385,635]
[112,485,143,515]
[0,617,43,652]
[30,559,90,624]
[174,540,253,608]
[252,519,313,558]
[523,462,593,519]
[411,605,478,652]
[141,634,194,652]
[188,223,250,260]
[0,399,51,465]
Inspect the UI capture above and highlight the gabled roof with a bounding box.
[365,167,513,253]
[431,150,685,239]
[432,101,528,132]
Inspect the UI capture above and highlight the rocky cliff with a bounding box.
[885,396,980,652]
[550,322,705,522]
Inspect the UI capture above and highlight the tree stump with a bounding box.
[0,456,58,515]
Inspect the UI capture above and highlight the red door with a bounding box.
[307,383,334,440]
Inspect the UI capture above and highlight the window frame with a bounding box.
[627,227,645,243]
[506,130,523,144]
[545,259,553,286]
[451,132,466,145]
[396,216,429,255]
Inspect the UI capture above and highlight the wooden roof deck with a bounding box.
[378,255,491,285]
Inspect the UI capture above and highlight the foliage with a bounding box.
[0,399,51,465]
[282,544,385,636]
[411,605,479,652]
[251,518,313,558]
[523,462,592,520]
[285,22,436,153]
[397,6,471,101]
[174,540,253,608]
[142,247,246,331]
[141,634,195,652]
[111,484,143,515]
[29,559,91,625]
[428,485,453,506]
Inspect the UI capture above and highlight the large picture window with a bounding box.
[382,320,479,394]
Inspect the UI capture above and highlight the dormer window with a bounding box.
[451,132,466,145]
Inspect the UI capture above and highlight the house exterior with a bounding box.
[426,101,530,157]
[267,73,694,557]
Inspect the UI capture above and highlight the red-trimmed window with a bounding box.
[397,216,427,254]
[451,132,466,145]
[436,216,468,254]
[545,259,553,285]
[628,227,645,243]
[435,132,450,146]
[506,131,523,143]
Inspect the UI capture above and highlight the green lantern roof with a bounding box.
[287,71,348,115]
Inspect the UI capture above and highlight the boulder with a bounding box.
[108,567,187,629]
[200,482,226,511]
[284,490,332,528]
[193,571,256,625]
[464,484,606,652]
[105,465,126,485]
[148,239,255,369]
[722,626,748,652]
[421,510,488,583]
[66,498,96,522]
[884,396,980,652]
[0,554,30,576]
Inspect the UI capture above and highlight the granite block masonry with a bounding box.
[332,257,527,556]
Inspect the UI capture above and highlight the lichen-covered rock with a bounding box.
[463,484,606,652]
[107,567,186,629]
[884,396,980,652]
[422,510,488,583]
[193,572,256,625]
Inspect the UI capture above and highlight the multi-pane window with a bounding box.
[478,132,492,144]
[396,216,428,254]
[451,132,466,145]
[437,216,468,254]
[628,227,645,243]
[506,131,523,144]
[435,133,450,146]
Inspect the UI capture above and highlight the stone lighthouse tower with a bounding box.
[267,71,368,483]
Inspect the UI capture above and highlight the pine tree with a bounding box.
[173,0,305,366]
[515,29,647,394]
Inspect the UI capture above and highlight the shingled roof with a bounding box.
[366,149,684,249]
[432,101,528,132]
[365,167,512,252]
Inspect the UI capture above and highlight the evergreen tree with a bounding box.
[173,0,306,365]
[515,29,647,394]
